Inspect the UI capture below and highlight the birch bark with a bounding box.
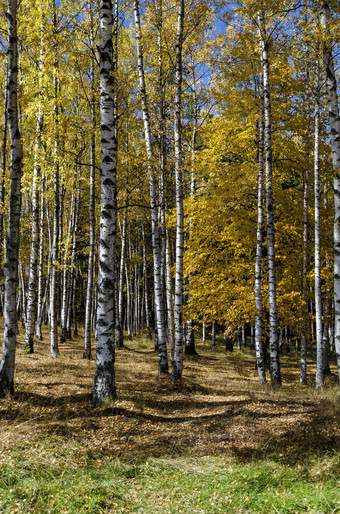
[185,81,198,356]
[301,116,311,384]
[314,86,323,388]
[35,171,45,341]
[93,0,117,405]
[172,0,185,380]
[258,11,281,387]
[49,0,60,358]
[319,2,340,381]
[84,1,96,358]
[23,108,43,354]
[0,62,8,309]
[134,0,168,374]
[255,91,266,384]
[0,0,22,396]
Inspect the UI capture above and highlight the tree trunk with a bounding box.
[117,216,126,347]
[84,3,96,358]
[0,61,8,312]
[142,224,152,340]
[23,108,43,354]
[258,11,281,387]
[314,81,323,389]
[320,2,340,382]
[172,0,185,380]
[0,0,23,396]
[185,86,198,357]
[255,89,266,383]
[134,0,168,374]
[301,113,311,384]
[35,171,45,341]
[93,0,117,405]
[49,0,60,358]
[211,321,216,346]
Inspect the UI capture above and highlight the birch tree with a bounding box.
[258,10,281,387]
[23,19,45,354]
[133,0,168,375]
[49,0,60,358]
[93,0,117,405]
[0,0,23,396]
[314,72,323,388]
[172,0,185,380]
[84,0,96,359]
[254,91,266,384]
[319,1,340,382]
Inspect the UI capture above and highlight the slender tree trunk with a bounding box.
[314,82,323,388]
[0,0,23,396]
[84,3,96,359]
[49,0,60,358]
[211,321,216,346]
[185,91,198,356]
[250,324,255,349]
[60,189,75,343]
[255,90,266,383]
[134,0,168,374]
[237,326,242,350]
[23,108,43,353]
[259,11,281,387]
[18,261,26,327]
[172,0,185,380]
[142,224,152,340]
[0,61,8,311]
[323,296,331,375]
[35,171,45,341]
[301,116,311,384]
[117,216,126,347]
[320,2,340,382]
[125,261,131,338]
[70,183,79,337]
[93,0,117,405]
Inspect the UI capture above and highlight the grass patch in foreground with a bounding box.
[1,450,339,513]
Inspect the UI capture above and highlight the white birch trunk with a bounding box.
[49,0,59,358]
[23,108,43,353]
[255,91,266,383]
[0,0,22,396]
[314,86,323,388]
[319,2,340,382]
[125,261,131,338]
[172,0,185,380]
[211,321,216,346]
[134,0,168,374]
[142,224,152,340]
[35,171,45,341]
[84,3,96,358]
[60,190,75,342]
[258,11,281,387]
[93,0,117,405]
[301,112,311,384]
[117,216,126,347]
[0,61,8,308]
[185,88,198,356]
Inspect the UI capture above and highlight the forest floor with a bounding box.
[0,329,340,513]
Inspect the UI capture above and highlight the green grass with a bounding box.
[1,448,339,513]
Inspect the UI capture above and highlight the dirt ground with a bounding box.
[1,331,340,466]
